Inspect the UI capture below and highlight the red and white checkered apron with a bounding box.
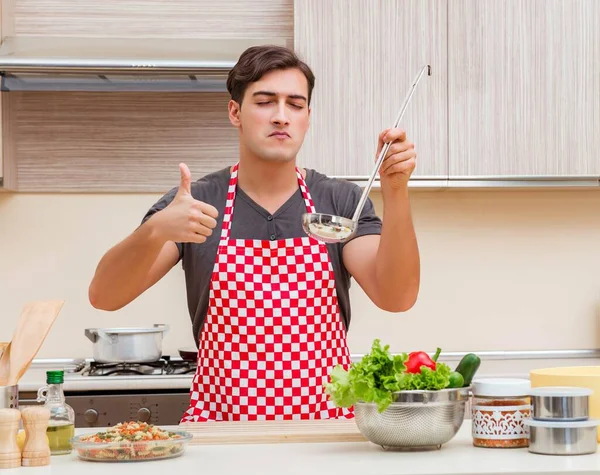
[181,163,353,422]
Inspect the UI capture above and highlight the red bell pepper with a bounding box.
[405,348,442,374]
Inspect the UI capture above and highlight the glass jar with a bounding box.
[37,370,75,455]
[471,378,531,448]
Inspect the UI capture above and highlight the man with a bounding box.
[89,45,420,422]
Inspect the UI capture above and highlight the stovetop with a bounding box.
[28,356,197,378]
[84,356,196,376]
[20,357,196,393]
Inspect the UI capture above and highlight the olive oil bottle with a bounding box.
[37,370,75,455]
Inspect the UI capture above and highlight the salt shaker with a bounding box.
[21,406,51,467]
[0,408,21,469]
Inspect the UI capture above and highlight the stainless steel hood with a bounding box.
[0,36,287,92]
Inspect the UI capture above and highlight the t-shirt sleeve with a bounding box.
[338,182,382,246]
[140,186,184,260]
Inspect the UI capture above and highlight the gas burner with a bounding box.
[85,356,196,376]
[87,359,167,376]
[164,359,197,375]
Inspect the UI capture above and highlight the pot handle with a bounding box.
[85,328,117,343]
[153,324,170,334]
[84,329,97,343]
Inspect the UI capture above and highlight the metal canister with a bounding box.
[525,418,599,455]
[0,385,19,410]
[530,386,591,421]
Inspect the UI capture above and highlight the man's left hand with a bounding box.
[376,127,416,190]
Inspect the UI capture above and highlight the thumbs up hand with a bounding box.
[149,163,219,245]
[175,162,193,198]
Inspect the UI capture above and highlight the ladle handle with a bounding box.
[351,64,431,223]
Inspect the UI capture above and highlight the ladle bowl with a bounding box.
[302,213,356,244]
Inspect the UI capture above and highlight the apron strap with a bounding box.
[220,163,317,244]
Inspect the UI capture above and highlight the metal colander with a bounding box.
[354,387,471,450]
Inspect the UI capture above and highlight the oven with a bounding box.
[19,357,196,427]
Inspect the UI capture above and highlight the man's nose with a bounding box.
[271,102,290,126]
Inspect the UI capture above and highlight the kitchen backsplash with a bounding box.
[0,188,599,358]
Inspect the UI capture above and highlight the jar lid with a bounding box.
[524,418,600,428]
[530,386,593,397]
[472,378,531,397]
[46,370,64,384]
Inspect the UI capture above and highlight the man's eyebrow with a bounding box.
[288,94,308,102]
[252,91,307,102]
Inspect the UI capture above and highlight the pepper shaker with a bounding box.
[0,408,22,469]
[21,406,51,467]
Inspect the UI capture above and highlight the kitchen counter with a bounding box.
[9,425,600,475]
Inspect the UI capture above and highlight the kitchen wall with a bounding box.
[1,188,599,359]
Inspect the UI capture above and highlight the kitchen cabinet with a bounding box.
[448,0,600,179]
[0,0,293,192]
[0,93,16,191]
[4,92,242,192]
[294,0,448,182]
[2,0,599,191]
[11,0,293,39]
[0,100,3,189]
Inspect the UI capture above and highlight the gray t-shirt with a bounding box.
[142,166,382,344]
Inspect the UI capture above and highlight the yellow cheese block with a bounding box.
[530,366,600,441]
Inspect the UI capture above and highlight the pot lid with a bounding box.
[87,325,168,334]
[530,386,593,397]
[525,418,600,428]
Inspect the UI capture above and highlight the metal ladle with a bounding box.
[302,64,431,244]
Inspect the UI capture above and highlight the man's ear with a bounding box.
[228,100,241,127]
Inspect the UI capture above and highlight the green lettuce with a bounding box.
[397,362,452,390]
[324,339,453,413]
[324,339,407,412]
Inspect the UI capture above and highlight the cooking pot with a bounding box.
[84,324,169,363]
[178,347,198,362]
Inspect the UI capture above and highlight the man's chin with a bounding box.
[259,153,297,163]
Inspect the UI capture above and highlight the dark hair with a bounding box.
[226,45,315,106]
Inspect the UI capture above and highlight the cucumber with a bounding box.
[455,353,481,386]
[448,372,464,388]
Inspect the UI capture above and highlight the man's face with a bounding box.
[229,68,311,163]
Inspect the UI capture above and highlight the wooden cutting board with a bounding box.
[180,418,367,445]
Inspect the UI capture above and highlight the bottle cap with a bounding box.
[46,370,64,384]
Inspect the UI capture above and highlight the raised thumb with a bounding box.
[177,163,192,196]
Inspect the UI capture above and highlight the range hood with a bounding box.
[0,36,287,92]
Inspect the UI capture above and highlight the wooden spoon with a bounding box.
[0,300,64,387]
[0,342,8,360]
[0,343,10,387]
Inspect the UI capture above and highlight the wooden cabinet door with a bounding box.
[294,0,448,181]
[448,0,600,178]
[0,93,16,191]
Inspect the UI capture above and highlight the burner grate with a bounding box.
[86,356,196,376]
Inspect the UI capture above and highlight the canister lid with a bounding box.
[530,386,593,397]
[525,418,600,428]
[472,378,531,397]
